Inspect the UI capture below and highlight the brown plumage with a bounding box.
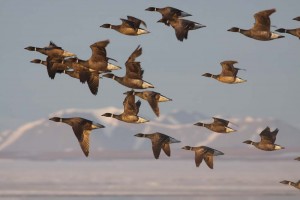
[243,126,285,151]
[30,59,66,78]
[135,132,180,159]
[145,6,192,26]
[49,117,105,157]
[101,90,149,123]
[158,18,205,41]
[100,16,149,36]
[124,90,172,117]
[194,117,236,133]
[202,60,246,84]
[227,9,284,41]
[67,40,120,72]
[25,41,76,79]
[64,70,100,95]
[182,146,224,169]
[103,46,154,89]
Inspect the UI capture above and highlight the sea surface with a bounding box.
[0,159,298,200]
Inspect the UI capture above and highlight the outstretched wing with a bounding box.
[125,46,144,79]
[79,130,91,157]
[213,117,230,126]
[195,149,205,167]
[89,40,109,64]
[147,93,160,117]
[127,16,147,28]
[123,91,138,115]
[252,9,276,31]
[204,152,214,169]
[259,126,276,144]
[87,72,99,95]
[220,60,238,77]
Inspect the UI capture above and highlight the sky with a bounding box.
[0,0,300,133]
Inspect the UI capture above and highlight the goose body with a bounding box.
[103,45,154,89]
[202,60,246,84]
[100,16,149,36]
[124,90,172,117]
[182,146,224,169]
[243,126,285,151]
[25,41,76,79]
[101,90,149,123]
[145,6,192,26]
[227,9,284,41]
[194,117,236,133]
[49,117,105,157]
[135,132,180,159]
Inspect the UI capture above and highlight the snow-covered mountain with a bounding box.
[0,107,299,160]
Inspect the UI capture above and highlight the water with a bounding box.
[0,159,298,199]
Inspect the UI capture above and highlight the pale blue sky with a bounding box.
[0,0,300,132]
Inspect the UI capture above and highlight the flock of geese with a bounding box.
[24,6,299,190]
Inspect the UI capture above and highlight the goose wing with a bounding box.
[147,92,160,117]
[127,16,147,28]
[87,72,99,95]
[120,18,136,29]
[204,152,214,169]
[259,126,277,144]
[123,91,138,115]
[220,60,238,77]
[125,46,144,79]
[89,40,109,65]
[194,148,205,167]
[212,117,230,126]
[252,9,276,31]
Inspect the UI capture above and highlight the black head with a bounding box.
[243,140,253,145]
[101,113,113,118]
[275,28,286,33]
[227,27,240,32]
[280,180,290,185]
[102,73,115,79]
[145,7,156,11]
[194,122,204,126]
[30,59,43,64]
[100,24,112,28]
[181,146,192,150]
[134,133,145,137]
[49,117,61,122]
[202,73,213,77]
[24,46,36,51]
[293,16,300,21]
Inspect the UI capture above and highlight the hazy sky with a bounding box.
[1,0,300,132]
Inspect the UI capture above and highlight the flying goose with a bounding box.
[123,90,172,117]
[49,117,105,157]
[202,60,246,84]
[194,117,237,133]
[135,132,180,159]
[182,146,224,169]
[25,41,76,79]
[145,6,192,26]
[158,18,205,41]
[101,90,149,123]
[243,126,285,151]
[100,16,149,35]
[103,45,154,89]
[228,9,284,41]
